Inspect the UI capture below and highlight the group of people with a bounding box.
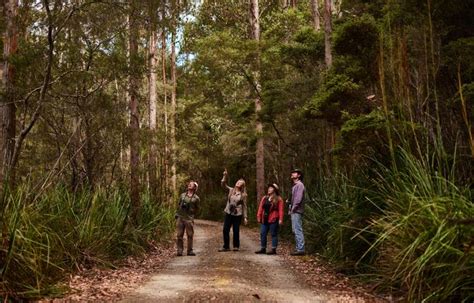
[174,168,306,257]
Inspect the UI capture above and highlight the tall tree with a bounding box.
[0,0,18,188]
[311,0,321,31]
[128,0,140,219]
[148,2,159,201]
[170,0,178,195]
[250,0,265,202]
[160,0,170,202]
[323,0,332,67]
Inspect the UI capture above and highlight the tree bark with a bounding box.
[170,0,177,196]
[128,1,140,220]
[323,0,332,68]
[0,0,18,188]
[311,0,321,31]
[148,8,159,202]
[250,0,265,203]
[160,10,170,203]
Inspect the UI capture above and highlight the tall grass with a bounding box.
[304,148,473,301]
[0,186,174,299]
[365,149,473,302]
[302,170,381,269]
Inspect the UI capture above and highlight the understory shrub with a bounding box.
[0,186,174,299]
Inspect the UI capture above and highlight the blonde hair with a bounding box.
[231,178,247,199]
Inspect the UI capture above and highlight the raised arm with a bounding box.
[221,169,232,191]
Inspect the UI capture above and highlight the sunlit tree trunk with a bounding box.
[148,6,159,202]
[170,0,178,196]
[160,10,170,203]
[323,0,332,68]
[250,0,265,203]
[128,1,140,220]
[0,0,18,188]
[311,0,321,31]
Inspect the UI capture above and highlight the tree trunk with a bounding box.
[148,17,159,202]
[128,1,140,220]
[161,18,170,203]
[311,0,321,31]
[170,0,177,196]
[250,0,265,203]
[0,0,18,188]
[323,0,332,68]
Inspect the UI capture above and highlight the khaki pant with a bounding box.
[176,217,194,254]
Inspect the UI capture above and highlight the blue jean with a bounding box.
[291,213,305,252]
[260,222,279,249]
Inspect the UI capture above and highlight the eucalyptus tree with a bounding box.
[323,0,332,67]
[0,0,18,188]
[310,0,321,31]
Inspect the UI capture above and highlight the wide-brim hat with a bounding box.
[267,183,280,195]
[291,168,304,180]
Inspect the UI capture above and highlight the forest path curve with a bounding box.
[121,220,348,303]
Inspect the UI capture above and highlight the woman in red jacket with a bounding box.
[255,183,284,255]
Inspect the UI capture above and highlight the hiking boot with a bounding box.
[233,247,240,251]
[266,248,277,255]
[290,250,305,256]
[255,248,266,254]
[218,248,230,252]
[187,251,196,256]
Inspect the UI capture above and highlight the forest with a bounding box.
[0,0,473,301]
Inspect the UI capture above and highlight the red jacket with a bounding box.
[257,196,284,224]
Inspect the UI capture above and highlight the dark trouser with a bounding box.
[223,214,242,249]
[176,217,194,254]
[260,221,279,249]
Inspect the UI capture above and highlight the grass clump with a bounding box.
[366,149,473,302]
[304,148,473,301]
[0,186,174,299]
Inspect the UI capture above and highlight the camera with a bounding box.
[229,204,237,215]
[180,201,190,211]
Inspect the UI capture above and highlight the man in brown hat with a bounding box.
[289,169,305,255]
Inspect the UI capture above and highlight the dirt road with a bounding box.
[120,220,370,303]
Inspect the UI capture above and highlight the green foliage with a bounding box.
[304,147,474,301]
[308,74,362,125]
[444,37,474,82]
[304,174,379,268]
[333,15,379,84]
[333,14,379,62]
[334,110,388,164]
[279,27,325,72]
[0,186,174,298]
[365,149,474,302]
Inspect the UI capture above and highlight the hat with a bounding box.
[291,168,304,180]
[267,183,280,195]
